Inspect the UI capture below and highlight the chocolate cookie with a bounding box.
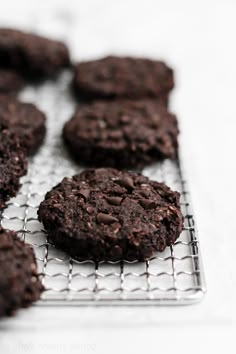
[0,95,46,155]
[0,129,27,210]
[0,28,70,78]
[63,100,179,169]
[38,168,183,262]
[72,56,173,103]
[0,69,25,93]
[0,227,43,317]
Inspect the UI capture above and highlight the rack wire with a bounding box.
[0,71,206,305]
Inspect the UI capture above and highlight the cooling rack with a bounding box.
[0,71,206,305]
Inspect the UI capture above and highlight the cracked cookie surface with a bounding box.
[38,168,183,262]
[0,129,27,210]
[0,28,70,78]
[63,99,179,169]
[0,95,46,155]
[73,56,173,104]
[0,227,43,317]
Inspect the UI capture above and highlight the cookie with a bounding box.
[0,129,27,210]
[0,69,25,93]
[0,227,43,317]
[38,168,183,262]
[0,95,46,155]
[0,28,70,78]
[72,56,173,103]
[63,99,179,169]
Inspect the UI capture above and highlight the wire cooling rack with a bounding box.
[0,72,206,305]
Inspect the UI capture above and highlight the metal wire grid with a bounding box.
[0,72,206,305]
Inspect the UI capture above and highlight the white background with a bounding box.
[0,0,235,353]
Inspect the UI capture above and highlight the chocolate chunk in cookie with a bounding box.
[72,56,173,104]
[0,28,70,78]
[63,99,179,169]
[38,168,183,262]
[0,129,27,210]
[0,95,46,155]
[0,227,43,317]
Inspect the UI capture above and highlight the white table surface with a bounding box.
[0,1,235,353]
